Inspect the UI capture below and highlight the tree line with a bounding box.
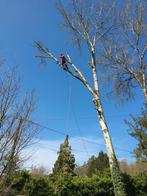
[2,135,147,196]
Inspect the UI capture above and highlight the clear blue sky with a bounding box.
[0,0,144,167]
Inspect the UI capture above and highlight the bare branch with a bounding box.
[35,42,94,95]
[101,1,147,103]
[0,66,38,195]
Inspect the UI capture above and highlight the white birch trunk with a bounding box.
[142,73,147,105]
[91,48,126,196]
[91,48,115,170]
[133,72,147,105]
[93,94,115,170]
[143,88,147,105]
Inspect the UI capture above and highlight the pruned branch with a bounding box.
[35,41,94,95]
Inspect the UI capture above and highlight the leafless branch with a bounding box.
[0,66,38,195]
[101,1,147,103]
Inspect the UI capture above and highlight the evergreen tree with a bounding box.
[87,151,109,177]
[75,151,109,177]
[126,108,147,162]
[52,135,75,177]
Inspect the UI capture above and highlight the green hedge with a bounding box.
[10,170,147,196]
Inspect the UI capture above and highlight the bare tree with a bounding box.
[35,0,126,195]
[102,1,147,104]
[0,66,38,196]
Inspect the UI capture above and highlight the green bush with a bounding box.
[23,177,54,196]
[49,169,114,196]
[122,172,147,196]
[9,170,30,196]
[122,173,136,196]
[133,173,147,196]
[71,169,114,196]
[71,176,113,196]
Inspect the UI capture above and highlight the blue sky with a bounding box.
[0,0,144,169]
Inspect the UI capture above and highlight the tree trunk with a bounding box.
[91,48,126,196]
[143,88,147,105]
[93,96,126,196]
[142,73,147,105]
[135,72,147,105]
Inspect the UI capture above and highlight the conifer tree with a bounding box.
[52,135,75,177]
[126,108,147,162]
[87,151,109,177]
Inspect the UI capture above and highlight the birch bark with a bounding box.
[91,47,126,196]
[142,73,147,105]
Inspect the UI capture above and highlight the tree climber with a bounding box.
[59,54,69,70]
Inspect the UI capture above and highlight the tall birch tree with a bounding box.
[35,0,126,195]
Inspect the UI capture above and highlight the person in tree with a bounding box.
[59,54,69,70]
